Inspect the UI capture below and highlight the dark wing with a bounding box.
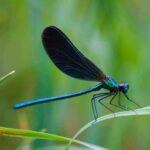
[42,26,106,81]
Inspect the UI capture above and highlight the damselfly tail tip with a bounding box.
[13,103,23,109]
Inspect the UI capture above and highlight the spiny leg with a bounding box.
[91,93,108,120]
[93,92,111,99]
[91,96,98,120]
[123,93,141,108]
[118,93,138,115]
[91,93,112,120]
[92,92,112,119]
[110,92,129,111]
[109,92,123,109]
[98,93,114,114]
[117,92,131,110]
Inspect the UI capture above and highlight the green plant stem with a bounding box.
[0,70,15,83]
[66,106,150,149]
[0,127,106,150]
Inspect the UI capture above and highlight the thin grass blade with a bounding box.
[67,106,150,149]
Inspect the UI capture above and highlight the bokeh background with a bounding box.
[0,0,150,150]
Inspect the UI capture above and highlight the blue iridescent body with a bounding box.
[103,76,129,93]
[14,76,130,118]
[14,26,140,120]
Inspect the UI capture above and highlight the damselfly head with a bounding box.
[119,83,129,93]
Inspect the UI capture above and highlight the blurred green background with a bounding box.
[0,0,150,149]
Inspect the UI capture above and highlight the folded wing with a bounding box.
[42,26,106,81]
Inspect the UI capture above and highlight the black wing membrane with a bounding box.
[42,26,106,81]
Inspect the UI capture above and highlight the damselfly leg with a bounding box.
[124,93,141,108]
[98,93,115,114]
[109,92,129,111]
[91,92,113,120]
